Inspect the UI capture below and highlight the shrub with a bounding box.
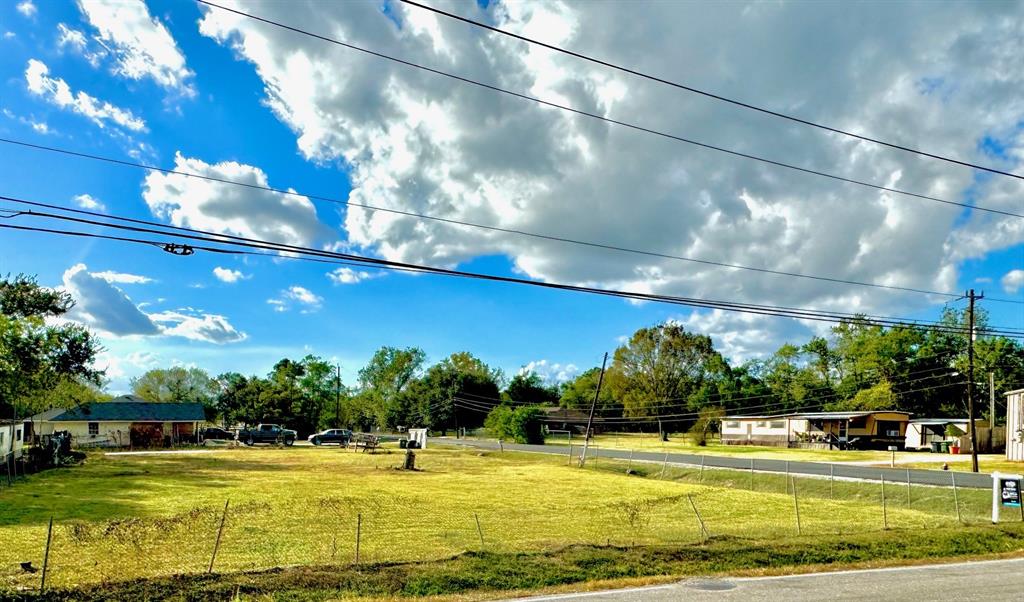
[485,405,546,444]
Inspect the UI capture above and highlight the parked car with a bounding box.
[308,429,353,446]
[202,427,236,441]
[237,424,297,446]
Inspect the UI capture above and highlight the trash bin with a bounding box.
[930,441,942,453]
[939,441,950,453]
[399,439,408,449]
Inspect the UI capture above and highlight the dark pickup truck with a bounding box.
[238,424,297,446]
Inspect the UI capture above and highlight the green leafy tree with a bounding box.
[606,323,727,421]
[357,346,426,429]
[399,352,502,431]
[504,371,559,404]
[0,274,103,419]
[484,405,545,444]
[559,367,615,411]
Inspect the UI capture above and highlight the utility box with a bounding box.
[408,428,427,450]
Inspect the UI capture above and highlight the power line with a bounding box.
[400,0,1024,182]
[6,139,1021,305]
[193,1,1024,221]
[4,199,1022,337]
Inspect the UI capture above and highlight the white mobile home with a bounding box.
[1007,389,1024,462]
[1,419,25,462]
[721,411,911,450]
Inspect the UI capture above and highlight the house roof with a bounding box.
[38,400,205,422]
[725,410,911,421]
[910,418,970,425]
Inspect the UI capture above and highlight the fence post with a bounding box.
[687,494,709,541]
[792,477,801,536]
[626,449,633,474]
[660,452,668,479]
[906,468,912,507]
[39,516,53,594]
[355,513,362,564]
[699,455,705,483]
[829,464,834,500]
[749,458,754,491]
[567,444,573,467]
[952,472,962,523]
[208,499,229,574]
[881,474,888,530]
[785,460,791,494]
[474,513,484,549]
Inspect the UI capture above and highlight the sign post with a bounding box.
[991,472,1023,524]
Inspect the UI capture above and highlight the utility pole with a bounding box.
[966,289,982,473]
[578,352,608,468]
[335,364,342,429]
[989,371,996,451]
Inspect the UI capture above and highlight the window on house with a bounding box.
[15,428,22,442]
[756,421,767,428]
[770,420,785,429]
[88,422,99,436]
[725,421,739,428]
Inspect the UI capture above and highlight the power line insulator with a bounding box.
[162,243,195,256]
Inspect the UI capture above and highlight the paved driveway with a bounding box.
[502,557,1024,601]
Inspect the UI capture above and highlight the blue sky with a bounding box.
[1,1,1021,392]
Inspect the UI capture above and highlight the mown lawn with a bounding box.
[0,445,1016,596]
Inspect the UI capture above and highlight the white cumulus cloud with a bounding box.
[25,59,146,131]
[213,266,248,283]
[74,0,194,96]
[1001,269,1024,295]
[16,1,36,18]
[328,267,381,285]
[142,153,326,247]
[61,264,245,344]
[521,359,579,384]
[268,285,324,313]
[197,1,1024,351]
[92,270,154,285]
[72,193,106,211]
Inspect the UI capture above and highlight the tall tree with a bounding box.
[606,323,727,420]
[400,352,502,431]
[357,346,426,429]
[0,274,103,419]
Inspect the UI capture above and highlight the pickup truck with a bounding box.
[238,424,297,446]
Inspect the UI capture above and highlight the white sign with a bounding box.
[991,472,1024,524]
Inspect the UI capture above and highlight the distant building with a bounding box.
[27,396,206,448]
[1,419,25,462]
[1007,389,1024,462]
[721,411,911,450]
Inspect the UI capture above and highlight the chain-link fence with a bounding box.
[0,446,1017,594]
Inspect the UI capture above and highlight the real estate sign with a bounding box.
[1001,478,1021,507]
[992,473,1024,523]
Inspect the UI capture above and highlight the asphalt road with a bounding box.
[501,558,1024,601]
[436,438,994,489]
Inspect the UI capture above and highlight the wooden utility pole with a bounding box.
[578,352,608,468]
[335,364,342,429]
[966,290,982,473]
[989,371,996,451]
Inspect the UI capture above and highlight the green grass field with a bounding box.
[0,445,1019,598]
[542,432,1016,469]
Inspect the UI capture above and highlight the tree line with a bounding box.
[3,274,1023,437]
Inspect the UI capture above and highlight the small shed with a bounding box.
[1007,389,1024,462]
[905,418,970,451]
[29,397,206,448]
